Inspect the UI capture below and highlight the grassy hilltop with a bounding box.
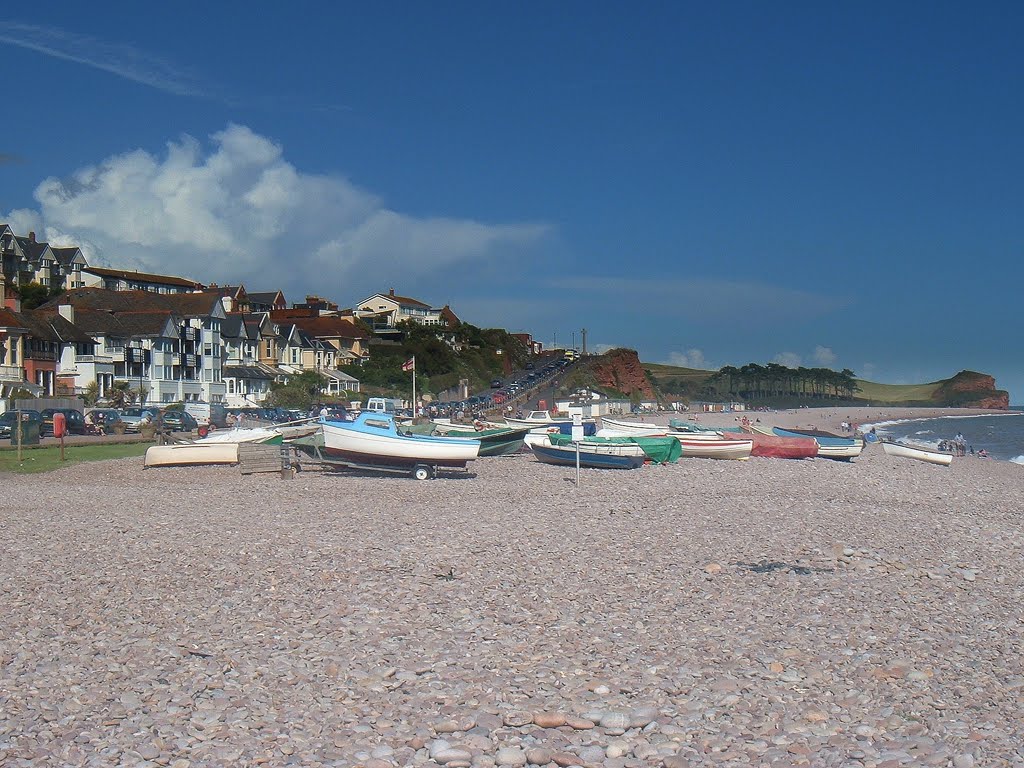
[639,360,1009,409]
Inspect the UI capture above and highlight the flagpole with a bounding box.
[411,356,416,419]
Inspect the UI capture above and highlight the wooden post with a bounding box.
[280,444,292,480]
[16,403,22,463]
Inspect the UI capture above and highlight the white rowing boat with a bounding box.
[673,436,753,460]
[881,440,953,466]
[599,416,669,435]
[144,442,240,467]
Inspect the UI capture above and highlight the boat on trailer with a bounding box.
[319,412,480,478]
[881,440,953,466]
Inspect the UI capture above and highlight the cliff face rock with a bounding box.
[932,370,1010,409]
[589,348,657,399]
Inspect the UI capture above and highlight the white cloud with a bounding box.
[665,349,712,369]
[7,124,548,296]
[774,352,803,368]
[813,345,837,366]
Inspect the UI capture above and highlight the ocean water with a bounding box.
[864,408,1024,464]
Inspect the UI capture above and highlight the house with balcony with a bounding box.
[82,266,204,294]
[0,306,30,398]
[51,246,89,290]
[270,310,371,367]
[202,284,249,314]
[221,314,278,407]
[354,289,449,332]
[43,288,228,404]
[1,227,91,296]
[14,307,97,397]
[247,290,287,313]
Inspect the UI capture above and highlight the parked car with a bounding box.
[119,407,158,432]
[84,408,124,434]
[158,409,199,432]
[40,408,87,436]
[0,409,44,438]
[490,379,503,388]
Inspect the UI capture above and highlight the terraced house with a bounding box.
[43,288,228,404]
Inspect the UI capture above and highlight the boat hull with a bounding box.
[882,441,953,466]
[442,426,532,456]
[674,437,753,460]
[530,441,646,469]
[145,443,240,467]
[721,428,818,459]
[770,427,863,460]
[599,417,670,435]
[322,414,479,469]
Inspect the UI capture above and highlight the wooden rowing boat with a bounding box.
[673,436,753,460]
[144,442,240,467]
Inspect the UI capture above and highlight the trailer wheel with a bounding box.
[412,464,432,481]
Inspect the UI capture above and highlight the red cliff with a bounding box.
[932,371,1010,409]
[588,348,657,399]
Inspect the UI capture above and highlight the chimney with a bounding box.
[28,231,36,243]
[58,304,75,324]
[389,287,395,296]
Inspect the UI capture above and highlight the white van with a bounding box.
[365,397,404,415]
[184,401,227,428]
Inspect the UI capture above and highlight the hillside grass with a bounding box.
[643,362,953,405]
[852,379,941,403]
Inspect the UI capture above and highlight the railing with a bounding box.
[74,355,115,364]
[0,364,23,381]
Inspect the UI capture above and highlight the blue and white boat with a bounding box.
[529,436,647,469]
[321,412,480,472]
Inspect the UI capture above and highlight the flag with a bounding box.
[402,356,415,372]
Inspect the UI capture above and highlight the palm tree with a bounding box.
[83,381,101,407]
[108,381,134,408]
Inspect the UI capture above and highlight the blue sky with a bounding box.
[3,2,1023,400]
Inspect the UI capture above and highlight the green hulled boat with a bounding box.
[546,433,682,464]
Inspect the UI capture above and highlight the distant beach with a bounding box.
[664,405,1014,436]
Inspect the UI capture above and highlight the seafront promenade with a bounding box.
[2,426,1022,767]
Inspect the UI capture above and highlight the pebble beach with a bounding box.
[3,422,1024,767]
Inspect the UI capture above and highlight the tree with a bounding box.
[268,370,327,410]
[107,381,134,408]
[14,282,64,310]
[83,381,101,406]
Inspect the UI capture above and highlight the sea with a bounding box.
[863,408,1024,464]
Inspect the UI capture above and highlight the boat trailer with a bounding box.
[296,444,467,480]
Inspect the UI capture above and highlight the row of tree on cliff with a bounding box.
[704,363,859,401]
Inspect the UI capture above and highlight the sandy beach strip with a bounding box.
[2,443,1022,767]
[621,406,1016,436]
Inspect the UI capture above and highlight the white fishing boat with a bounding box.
[673,436,753,460]
[321,412,480,474]
[504,410,574,428]
[599,416,669,435]
[881,440,953,466]
[144,442,240,468]
[196,427,282,444]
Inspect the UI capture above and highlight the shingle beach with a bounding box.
[2,420,1023,767]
